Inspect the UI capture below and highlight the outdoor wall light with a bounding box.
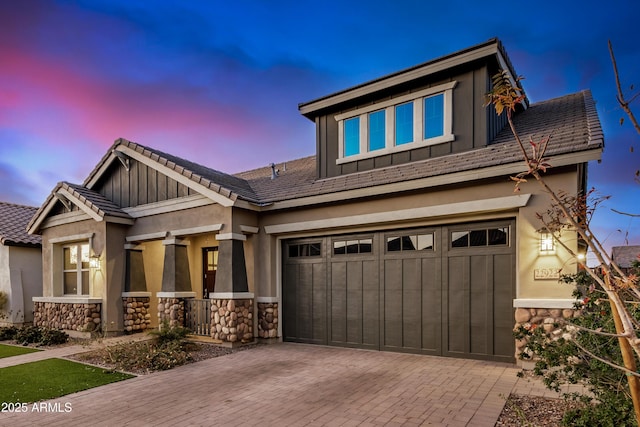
[539,232,555,253]
[89,255,101,269]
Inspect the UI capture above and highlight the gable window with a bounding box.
[336,81,456,164]
[63,243,90,295]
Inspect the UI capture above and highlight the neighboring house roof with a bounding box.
[0,201,41,247]
[237,90,603,205]
[612,246,640,269]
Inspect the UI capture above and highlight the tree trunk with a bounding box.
[608,281,640,423]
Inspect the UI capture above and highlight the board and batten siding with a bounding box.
[314,61,496,180]
[94,159,194,208]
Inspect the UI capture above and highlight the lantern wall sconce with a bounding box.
[89,254,101,269]
[539,232,555,254]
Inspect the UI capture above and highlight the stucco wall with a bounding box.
[0,245,43,324]
[255,167,581,303]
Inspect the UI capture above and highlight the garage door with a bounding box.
[282,220,515,362]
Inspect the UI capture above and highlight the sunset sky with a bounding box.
[1,0,639,256]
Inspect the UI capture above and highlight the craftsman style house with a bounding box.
[28,39,603,362]
[0,202,42,326]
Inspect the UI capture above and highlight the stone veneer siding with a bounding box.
[210,299,253,343]
[123,297,151,333]
[514,307,580,358]
[157,297,186,329]
[257,302,278,339]
[34,302,101,332]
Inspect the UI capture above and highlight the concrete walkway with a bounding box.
[0,341,572,426]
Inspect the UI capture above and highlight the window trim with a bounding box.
[62,242,91,296]
[335,81,456,164]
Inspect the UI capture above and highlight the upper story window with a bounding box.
[335,81,456,164]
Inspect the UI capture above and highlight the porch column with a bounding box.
[122,244,151,333]
[214,233,248,293]
[209,232,254,346]
[161,238,192,293]
[124,244,147,292]
[157,238,195,329]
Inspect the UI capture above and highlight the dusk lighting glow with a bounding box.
[1,0,639,259]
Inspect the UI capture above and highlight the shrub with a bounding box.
[150,320,190,345]
[14,326,68,346]
[0,326,18,341]
[95,339,193,373]
[0,291,7,310]
[39,328,70,346]
[516,270,638,426]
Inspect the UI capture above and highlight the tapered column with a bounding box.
[214,233,248,293]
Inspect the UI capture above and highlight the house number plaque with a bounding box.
[534,267,561,280]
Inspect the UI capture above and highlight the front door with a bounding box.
[202,247,218,298]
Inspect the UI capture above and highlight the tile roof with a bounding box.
[86,139,260,204]
[27,182,132,234]
[612,246,640,269]
[236,90,603,204]
[0,201,41,246]
[61,182,132,220]
[30,89,604,233]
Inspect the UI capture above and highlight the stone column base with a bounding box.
[122,296,151,333]
[257,301,278,339]
[33,301,101,333]
[514,306,581,366]
[210,298,253,344]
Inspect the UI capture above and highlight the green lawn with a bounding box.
[0,358,134,403]
[0,343,41,358]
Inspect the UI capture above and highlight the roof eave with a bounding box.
[257,147,603,212]
[298,38,517,118]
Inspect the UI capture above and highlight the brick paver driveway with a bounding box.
[1,343,521,426]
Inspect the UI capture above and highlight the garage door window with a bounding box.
[387,233,434,251]
[288,243,321,258]
[451,227,509,248]
[333,238,372,255]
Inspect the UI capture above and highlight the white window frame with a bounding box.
[62,242,91,296]
[335,81,457,164]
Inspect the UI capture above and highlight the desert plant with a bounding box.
[486,41,640,422]
[516,269,639,426]
[14,326,68,346]
[150,319,190,345]
[0,326,18,341]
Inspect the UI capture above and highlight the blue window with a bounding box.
[368,110,385,151]
[395,102,413,145]
[424,94,444,139]
[344,117,360,156]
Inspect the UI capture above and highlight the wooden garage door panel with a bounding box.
[283,261,327,344]
[383,256,441,354]
[493,253,516,358]
[444,252,515,361]
[469,255,490,356]
[383,259,403,349]
[445,256,468,355]
[421,257,441,354]
[330,259,378,348]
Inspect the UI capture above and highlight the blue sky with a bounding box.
[1,0,639,255]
